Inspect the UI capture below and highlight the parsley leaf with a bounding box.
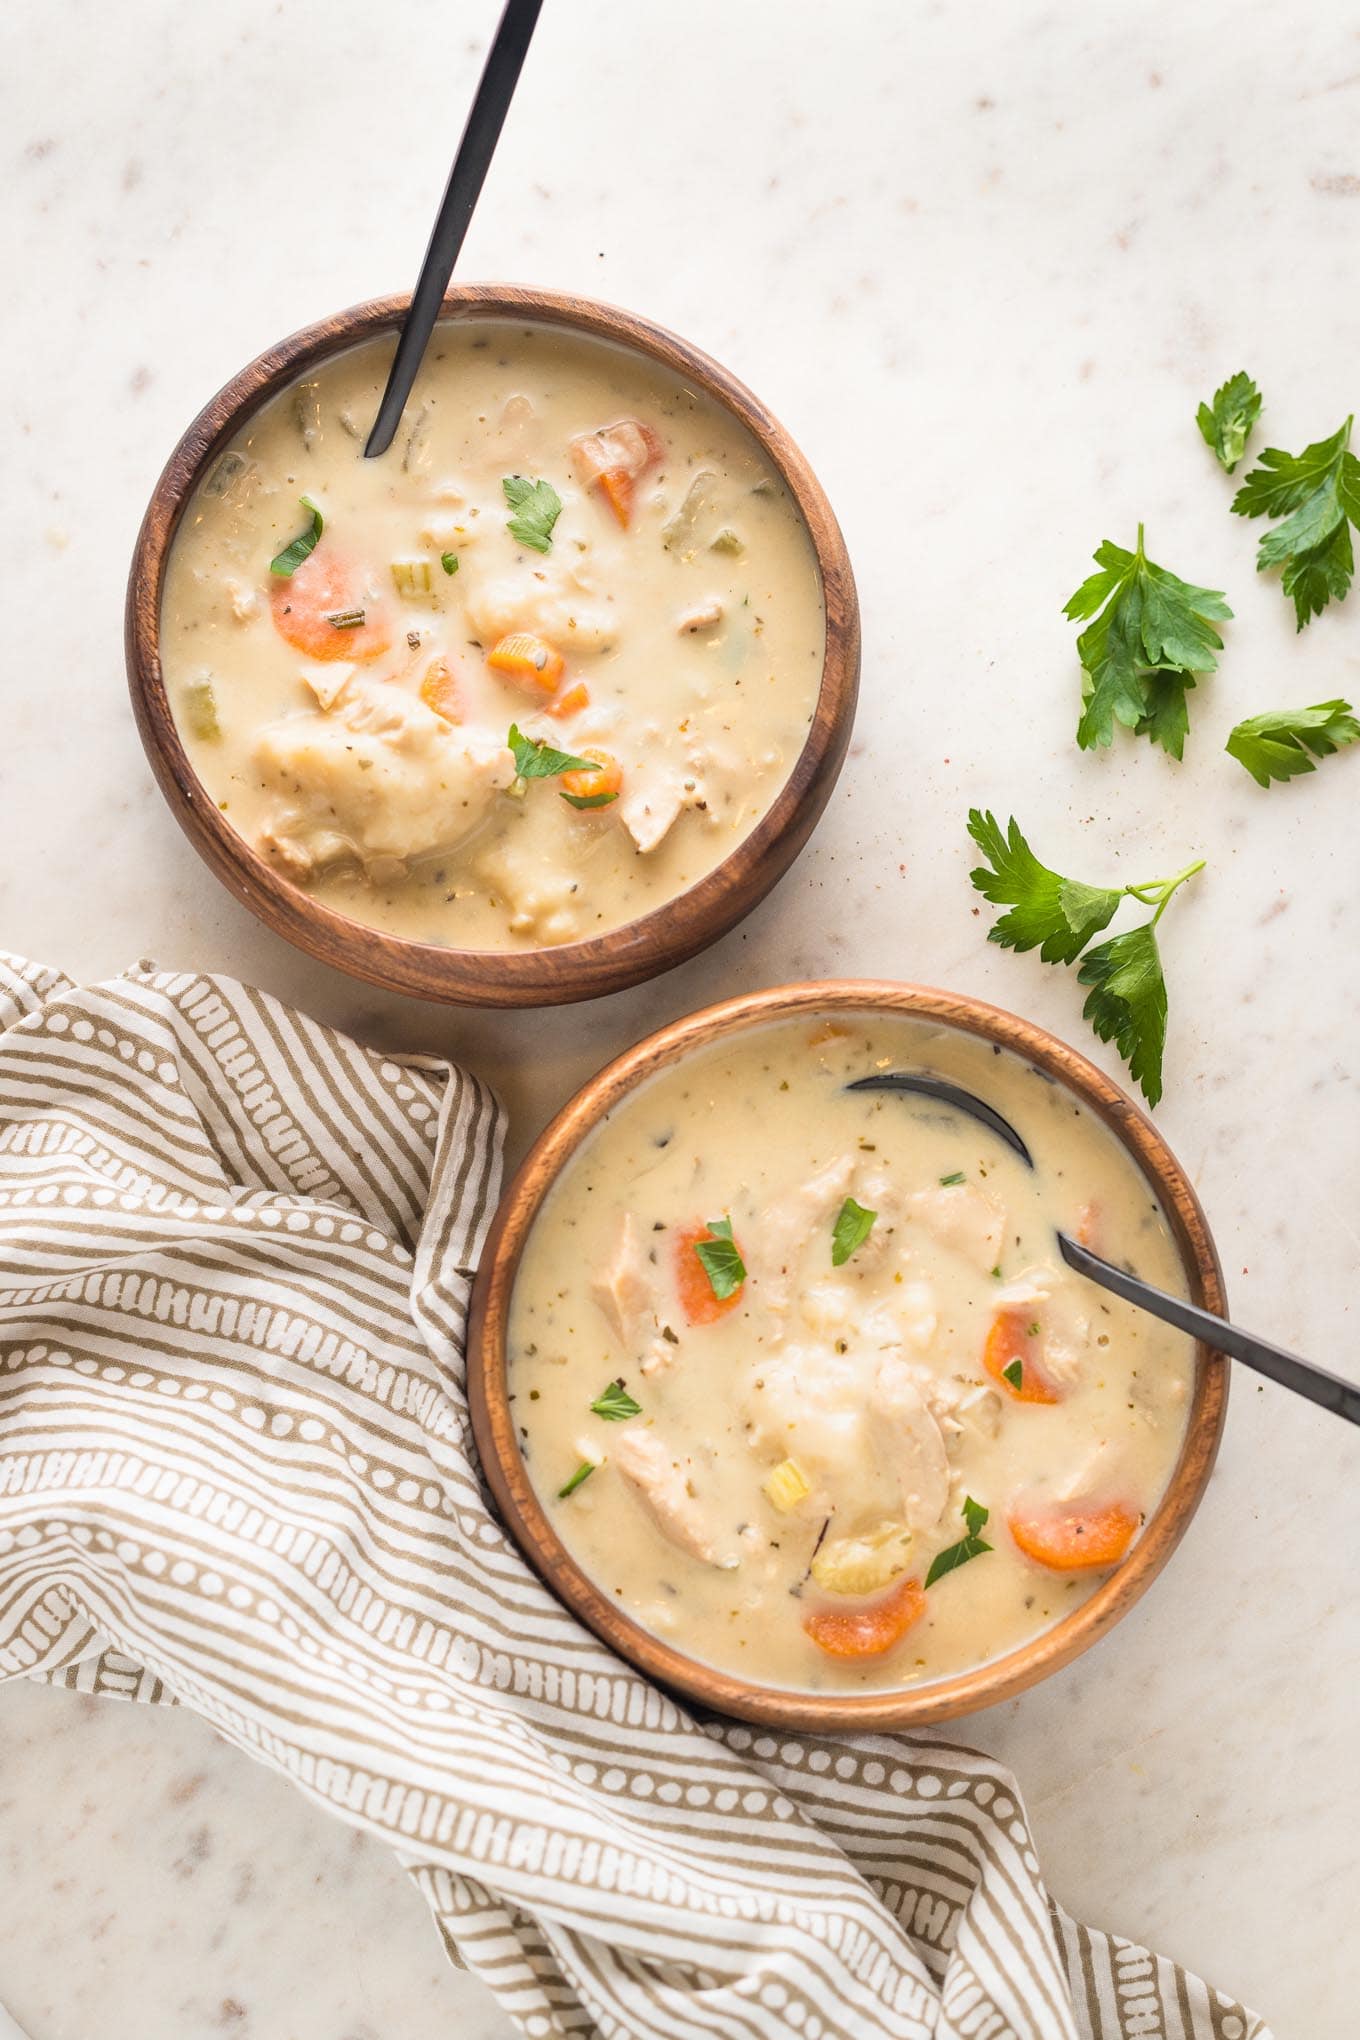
[503,475,562,554]
[507,724,595,781]
[269,496,324,578]
[830,1196,876,1267]
[1002,1358,1024,1391]
[925,1495,993,1589]
[693,1216,746,1302]
[1077,923,1170,1108]
[967,810,1122,963]
[557,1460,596,1499]
[1064,528,1232,757]
[1197,372,1262,474]
[1225,698,1360,787]
[968,812,1203,1107]
[590,1379,642,1422]
[1231,417,1360,628]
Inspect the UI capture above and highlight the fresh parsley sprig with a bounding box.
[1231,417,1360,628]
[968,810,1203,1107]
[925,1496,993,1589]
[503,475,562,554]
[967,810,1123,963]
[1197,372,1262,475]
[1065,527,1232,758]
[693,1216,746,1302]
[1225,699,1359,787]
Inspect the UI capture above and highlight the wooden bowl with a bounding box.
[125,287,860,1007]
[468,980,1229,1730]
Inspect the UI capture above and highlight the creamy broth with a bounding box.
[161,321,824,950]
[508,1013,1195,1693]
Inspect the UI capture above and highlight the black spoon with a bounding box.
[365,0,544,459]
[848,1070,1360,1428]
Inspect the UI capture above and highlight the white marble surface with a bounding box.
[2,0,1358,2034]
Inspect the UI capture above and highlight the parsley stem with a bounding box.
[1124,858,1205,921]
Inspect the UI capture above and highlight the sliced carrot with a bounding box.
[1008,1500,1139,1572]
[803,1576,927,1659]
[419,656,463,724]
[545,681,590,719]
[559,749,623,806]
[983,1309,1062,1405]
[570,418,664,528]
[487,631,565,694]
[673,1221,743,1327]
[270,549,392,662]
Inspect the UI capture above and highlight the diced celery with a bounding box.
[662,470,719,555]
[764,1458,812,1513]
[709,527,744,555]
[390,558,436,599]
[182,676,220,742]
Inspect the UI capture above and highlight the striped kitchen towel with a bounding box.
[0,954,1269,2040]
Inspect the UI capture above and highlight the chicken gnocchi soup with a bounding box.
[508,1013,1195,1692]
[161,321,824,950]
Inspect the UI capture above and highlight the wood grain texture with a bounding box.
[468,981,1230,1730]
[125,287,861,1008]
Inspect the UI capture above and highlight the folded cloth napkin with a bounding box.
[0,955,1269,2040]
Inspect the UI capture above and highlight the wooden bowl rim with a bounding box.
[125,285,860,1007]
[468,979,1229,1730]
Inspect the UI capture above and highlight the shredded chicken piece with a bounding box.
[677,598,724,634]
[612,1428,736,1568]
[872,1356,951,1534]
[590,1214,674,1374]
[993,1264,1091,1387]
[907,1183,1007,1273]
[618,759,704,855]
[756,1154,856,1312]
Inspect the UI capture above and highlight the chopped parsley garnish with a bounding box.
[1225,699,1359,787]
[1196,371,1262,474]
[557,1461,597,1499]
[441,551,460,575]
[939,1170,966,1187]
[590,1380,641,1422]
[503,474,563,554]
[925,1495,993,1589]
[269,496,324,578]
[1002,1358,1024,1391]
[1232,416,1360,628]
[967,810,1203,1107]
[830,1196,876,1267]
[1064,526,1232,757]
[694,1216,746,1301]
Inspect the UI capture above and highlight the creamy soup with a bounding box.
[160,321,825,950]
[508,1013,1195,1693]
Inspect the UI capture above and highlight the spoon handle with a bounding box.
[365,0,544,457]
[1058,1233,1360,1427]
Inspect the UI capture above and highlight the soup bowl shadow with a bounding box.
[126,286,860,1008]
[468,980,1229,1731]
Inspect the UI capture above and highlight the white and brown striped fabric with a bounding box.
[0,954,1269,2040]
